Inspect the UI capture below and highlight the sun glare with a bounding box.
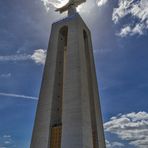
[41,0,69,10]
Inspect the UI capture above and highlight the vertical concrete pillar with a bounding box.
[30,13,106,148]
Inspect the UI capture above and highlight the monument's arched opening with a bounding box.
[49,26,68,148]
[83,30,99,148]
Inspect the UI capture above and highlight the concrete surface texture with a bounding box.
[30,13,106,148]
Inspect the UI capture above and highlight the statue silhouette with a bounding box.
[56,0,86,13]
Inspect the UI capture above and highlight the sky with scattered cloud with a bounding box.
[0,49,46,64]
[105,111,148,147]
[0,0,148,147]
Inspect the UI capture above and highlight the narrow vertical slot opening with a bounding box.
[49,26,68,148]
[83,30,99,148]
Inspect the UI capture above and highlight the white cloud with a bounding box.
[41,0,148,37]
[112,0,134,24]
[117,24,144,37]
[31,49,46,65]
[97,0,109,7]
[41,0,68,11]
[0,92,38,100]
[104,111,148,147]
[41,0,97,14]
[0,49,46,65]
[117,26,132,37]
[77,2,95,14]
[106,140,112,148]
[106,140,124,148]
[112,0,148,37]
[111,142,124,147]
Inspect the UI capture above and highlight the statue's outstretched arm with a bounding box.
[56,0,86,13]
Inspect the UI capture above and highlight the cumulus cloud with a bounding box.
[106,140,124,148]
[41,0,68,11]
[40,0,148,37]
[104,111,148,148]
[97,0,109,7]
[116,23,145,37]
[117,26,132,37]
[0,49,47,65]
[41,0,99,13]
[112,0,148,37]
[31,49,46,64]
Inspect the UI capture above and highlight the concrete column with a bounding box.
[30,13,106,148]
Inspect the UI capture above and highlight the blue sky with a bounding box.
[0,0,148,147]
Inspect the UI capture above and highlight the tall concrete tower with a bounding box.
[30,1,106,148]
